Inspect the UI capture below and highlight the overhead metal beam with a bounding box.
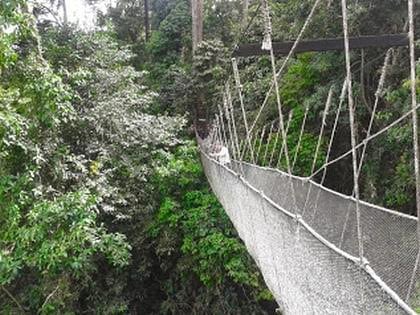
[233,33,409,57]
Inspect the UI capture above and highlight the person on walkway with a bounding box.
[210,143,231,166]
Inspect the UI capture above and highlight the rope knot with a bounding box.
[261,0,272,51]
[359,257,370,268]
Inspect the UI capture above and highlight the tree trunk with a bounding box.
[62,0,68,25]
[191,0,206,136]
[242,0,249,29]
[191,0,203,53]
[144,0,150,41]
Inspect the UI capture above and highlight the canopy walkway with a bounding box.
[197,0,420,313]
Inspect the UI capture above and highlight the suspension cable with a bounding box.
[310,102,420,179]
[406,0,420,302]
[342,0,364,262]
[357,49,392,177]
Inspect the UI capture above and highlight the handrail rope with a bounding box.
[356,49,392,177]
[200,149,417,315]
[310,103,420,180]
[406,0,420,302]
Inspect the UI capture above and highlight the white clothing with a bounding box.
[212,146,231,165]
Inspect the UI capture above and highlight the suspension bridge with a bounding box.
[197,0,419,313]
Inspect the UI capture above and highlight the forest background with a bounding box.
[0,0,419,313]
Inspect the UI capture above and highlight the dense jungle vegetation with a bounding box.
[0,0,419,314]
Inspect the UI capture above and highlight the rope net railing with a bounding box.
[198,143,416,314]
[198,0,419,313]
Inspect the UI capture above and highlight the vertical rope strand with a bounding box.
[268,123,281,167]
[261,0,301,220]
[263,121,276,165]
[408,0,420,237]
[292,105,310,171]
[252,128,259,154]
[246,0,322,142]
[321,81,347,185]
[357,49,392,176]
[311,87,333,175]
[232,57,256,162]
[215,115,223,145]
[226,82,242,164]
[341,2,366,311]
[406,0,420,302]
[406,250,420,302]
[311,81,347,227]
[341,0,364,262]
[338,53,392,248]
[223,96,237,161]
[276,111,294,169]
[256,125,267,163]
[300,87,333,220]
[262,0,292,174]
[218,103,229,148]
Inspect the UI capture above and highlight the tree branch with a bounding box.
[41,285,60,310]
[1,286,26,313]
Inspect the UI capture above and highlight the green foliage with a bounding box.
[360,65,420,214]
[383,154,414,208]
[242,54,334,176]
[3,0,418,313]
[106,0,147,43]
[1,191,130,284]
[280,53,324,109]
[0,8,142,313]
[150,141,274,313]
[147,0,190,60]
[190,39,229,129]
[145,0,191,82]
